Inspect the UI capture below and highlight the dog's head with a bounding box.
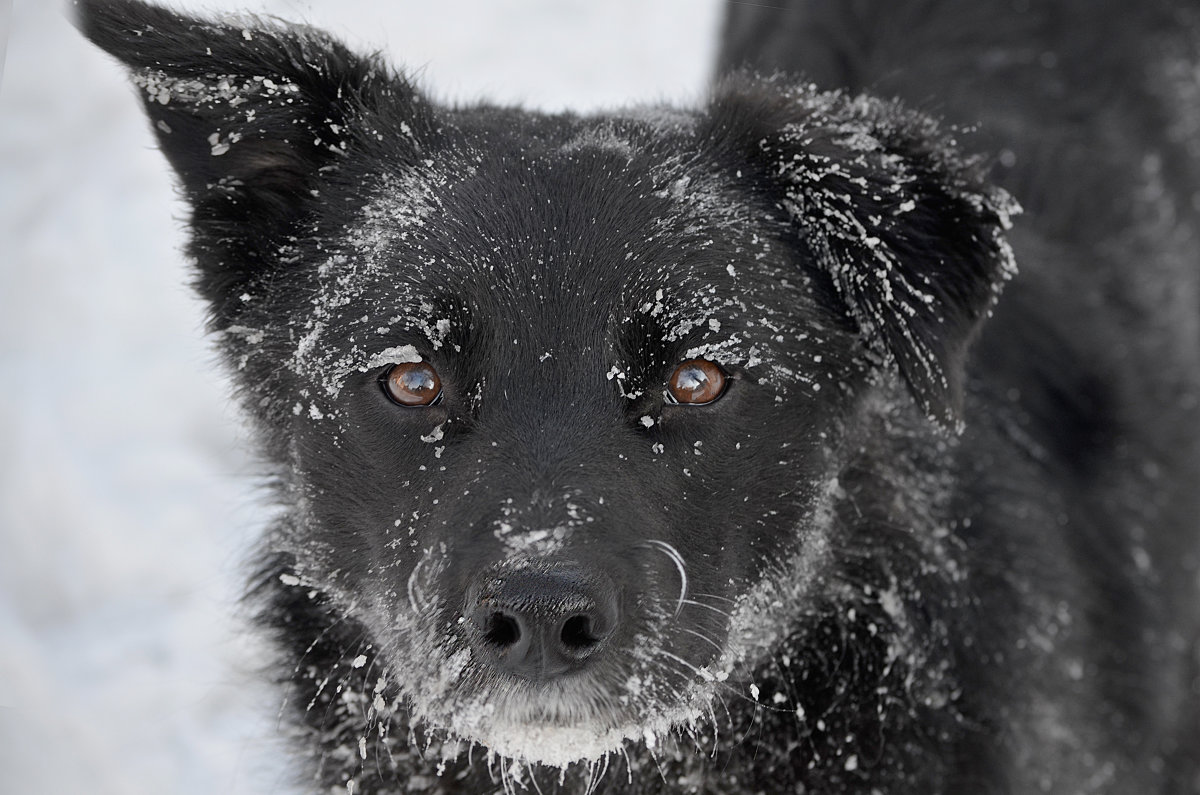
[80,0,1016,768]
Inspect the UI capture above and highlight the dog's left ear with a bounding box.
[704,75,1019,431]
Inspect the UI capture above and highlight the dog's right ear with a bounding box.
[75,0,432,319]
[702,74,1018,432]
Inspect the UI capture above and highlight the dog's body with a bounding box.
[79,0,1200,792]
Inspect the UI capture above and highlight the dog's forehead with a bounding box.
[345,113,787,326]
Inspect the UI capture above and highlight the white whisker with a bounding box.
[678,598,732,619]
[407,549,437,614]
[646,538,689,616]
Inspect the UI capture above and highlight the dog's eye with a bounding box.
[381,362,442,407]
[667,359,727,405]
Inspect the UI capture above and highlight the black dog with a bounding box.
[79,0,1200,792]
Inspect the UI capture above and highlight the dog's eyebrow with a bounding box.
[609,281,748,397]
[613,271,852,403]
[287,287,472,401]
[361,296,468,355]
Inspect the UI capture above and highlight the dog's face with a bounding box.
[240,109,869,762]
[81,0,1016,770]
[265,113,869,763]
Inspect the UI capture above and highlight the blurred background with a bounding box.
[0,1,722,791]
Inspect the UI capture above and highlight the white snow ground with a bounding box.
[0,2,720,792]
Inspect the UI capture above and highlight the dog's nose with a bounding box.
[466,565,619,681]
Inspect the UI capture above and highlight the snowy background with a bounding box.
[0,1,721,792]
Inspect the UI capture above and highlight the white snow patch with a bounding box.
[364,345,422,370]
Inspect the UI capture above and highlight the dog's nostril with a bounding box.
[483,611,521,648]
[560,614,599,651]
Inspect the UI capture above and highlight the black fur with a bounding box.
[78,0,1200,792]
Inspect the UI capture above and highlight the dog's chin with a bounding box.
[410,669,711,768]
[443,704,704,768]
[457,719,650,768]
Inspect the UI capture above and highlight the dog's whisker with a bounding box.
[678,598,734,619]
[688,591,737,605]
[678,625,725,653]
[645,538,690,616]
[406,553,427,615]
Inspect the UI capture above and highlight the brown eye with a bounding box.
[667,359,727,405]
[381,362,442,407]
